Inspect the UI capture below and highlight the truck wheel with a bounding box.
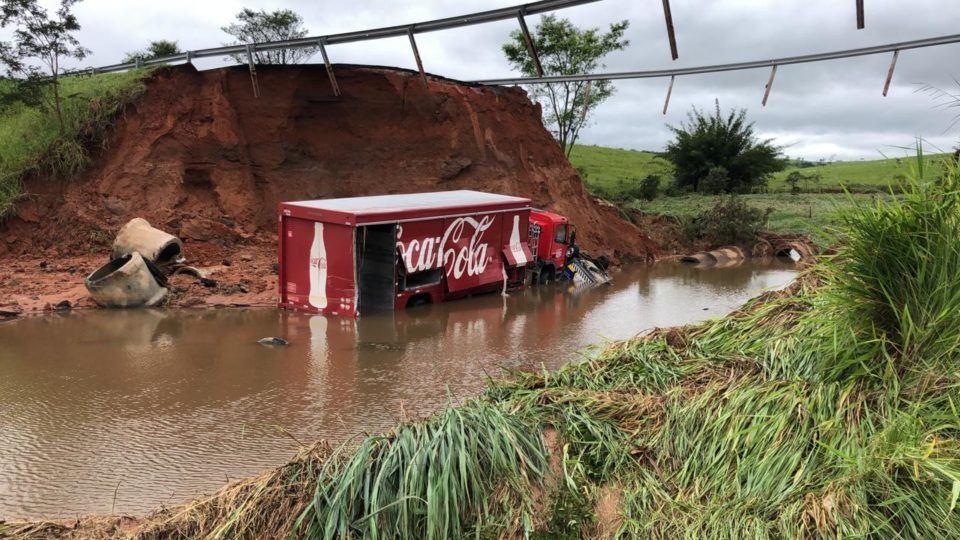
[406,294,432,309]
[538,267,555,284]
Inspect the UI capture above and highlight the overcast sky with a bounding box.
[21,0,960,160]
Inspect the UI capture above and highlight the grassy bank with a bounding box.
[7,158,960,539]
[0,69,151,217]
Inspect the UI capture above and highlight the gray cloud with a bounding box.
[8,0,960,159]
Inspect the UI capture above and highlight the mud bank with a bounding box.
[0,63,657,314]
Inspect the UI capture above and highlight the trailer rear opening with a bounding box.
[278,191,534,317]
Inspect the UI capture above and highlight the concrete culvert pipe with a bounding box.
[680,252,718,265]
[112,218,184,267]
[85,252,169,308]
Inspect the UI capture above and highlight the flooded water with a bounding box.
[0,261,795,520]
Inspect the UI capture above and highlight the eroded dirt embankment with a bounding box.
[0,64,657,314]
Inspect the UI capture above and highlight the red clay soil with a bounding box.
[0,64,657,315]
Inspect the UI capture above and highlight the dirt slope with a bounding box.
[0,64,656,313]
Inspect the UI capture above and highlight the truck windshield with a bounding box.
[554,224,567,244]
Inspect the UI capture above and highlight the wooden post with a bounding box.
[856,0,865,29]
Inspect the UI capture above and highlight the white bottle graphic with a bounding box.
[308,222,328,310]
[509,215,527,264]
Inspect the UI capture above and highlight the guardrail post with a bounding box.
[882,50,899,96]
[517,9,544,77]
[318,39,341,96]
[662,74,675,114]
[185,51,193,65]
[407,28,428,87]
[135,57,143,69]
[246,44,261,98]
[762,64,777,106]
[662,0,679,60]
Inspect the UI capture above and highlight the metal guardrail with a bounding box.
[83,0,601,75]
[472,32,960,110]
[475,33,960,85]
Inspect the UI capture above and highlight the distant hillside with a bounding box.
[770,153,950,191]
[567,145,673,200]
[569,144,952,197]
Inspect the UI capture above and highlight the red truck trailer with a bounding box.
[278,190,536,317]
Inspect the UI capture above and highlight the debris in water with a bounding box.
[258,337,289,347]
[85,253,169,308]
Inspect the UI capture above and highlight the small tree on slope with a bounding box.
[122,40,182,64]
[0,0,89,132]
[503,15,629,158]
[222,8,317,65]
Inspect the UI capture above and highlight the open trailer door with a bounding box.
[356,224,397,314]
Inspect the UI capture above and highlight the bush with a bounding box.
[683,195,771,244]
[699,166,729,195]
[665,101,786,193]
[663,182,688,197]
[638,174,660,201]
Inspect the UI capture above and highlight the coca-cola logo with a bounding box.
[398,216,493,279]
[310,257,327,270]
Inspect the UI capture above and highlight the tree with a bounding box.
[221,8,317,65]
[0,0,89,132]
[503,15,628,158]
[122,40,182,64]
[665,101,786,193]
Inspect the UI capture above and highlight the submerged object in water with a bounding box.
[681,246,746,267]
[258,337,289,347]
[84,252,168,308]
[566,256,612,285]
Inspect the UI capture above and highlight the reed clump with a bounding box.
[6,153,960,539]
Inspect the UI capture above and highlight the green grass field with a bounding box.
[769,152,948,191]
[569,144,951,198]
[567,144,674,199]
[0,69,150,216]
[631,193,885,247]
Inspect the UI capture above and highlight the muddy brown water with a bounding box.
[0,261,796,520]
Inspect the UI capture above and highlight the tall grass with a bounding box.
[0,69,151,217]
[297,400,547,539]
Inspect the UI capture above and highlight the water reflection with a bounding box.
[0,261,795,519]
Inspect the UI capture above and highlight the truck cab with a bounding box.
[528,209,576,283]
